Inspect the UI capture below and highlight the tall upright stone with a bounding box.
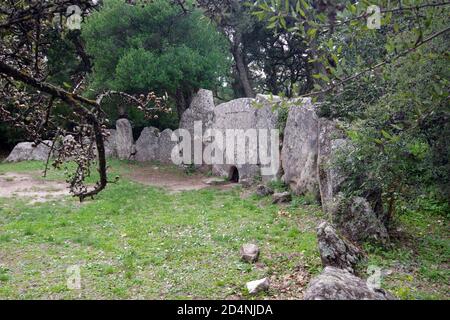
[212,98,259,181]
[158,129,177,164]
[211,96,280,182]
[179,89,215,166]
[317,119,347,214]
[116,119,134,160]
[104,129,117,158]
[135,127,159,162]
[281,98,320,197]
[255,94,281,181]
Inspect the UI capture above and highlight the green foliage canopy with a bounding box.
[82,0,230,108]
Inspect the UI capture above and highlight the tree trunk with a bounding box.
[231,32,255,98]
[175,88,193,122]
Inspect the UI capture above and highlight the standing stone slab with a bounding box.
[158,129,177,164]
[255,94,281,181]
[317,119,347,214]
[281,98,320,197]
[135,127,159,162]
[212,96,280,183]
[116,119,134,160]
[212,98,260,181]
[316,222,363,274]
[255,94,280,130]
[104,129,117,158]
[5,141,53,162]
[179,89,215,166]
[304,267,395,300]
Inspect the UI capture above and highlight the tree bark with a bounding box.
[231,31,255,98]
[175,88,193,121]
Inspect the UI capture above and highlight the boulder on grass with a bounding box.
[240,244,260,263]
[246,278,270,295]
[203,177,228,186]
[5,141,52,162]
[304,267,395,300]
[255,185,274,197]
[331,195,389,245]
[272,192,292,204]
[317,222,363,274]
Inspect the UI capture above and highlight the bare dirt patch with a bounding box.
[120,164,236,192]
[0,172,70,203]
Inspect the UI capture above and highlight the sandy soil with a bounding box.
[0,172,70,203]
[121,164,236,192]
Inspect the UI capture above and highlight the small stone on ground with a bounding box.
[246,278,270,294]
[255,185,274,197]
[240,243,260,263]
[272,192,292,204]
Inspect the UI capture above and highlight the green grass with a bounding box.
[0,161,322,299]
[362,208,450,300]
[0,161,448,300]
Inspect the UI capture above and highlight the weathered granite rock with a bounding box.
[281,98,320,197]
[255,185,274,197]
[158,129,177,164]
[5,141,52,162]
[255,94,281,130]
[104,129,117,158]
[179,89,215,165]
[331,195,389,244]
[181,89,215,128]
[317,119,347,214]
[255,94,281,182]
[135,127,159,162]
[116,119,134,160]
[304,267,395,300]
[212,98,259,181]
[240,244,260,263]
[212,96,280,182]
[272,192,292,204]
[317,222,363,274]
[246,278,270,294]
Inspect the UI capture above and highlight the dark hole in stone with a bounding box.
[229,166,239,183]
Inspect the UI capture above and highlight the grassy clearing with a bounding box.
[0,161,321,299]
[0,161,448,299]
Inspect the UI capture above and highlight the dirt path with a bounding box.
[0,164,236,203]
[0,172,70,203]
[119,164,235,192]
